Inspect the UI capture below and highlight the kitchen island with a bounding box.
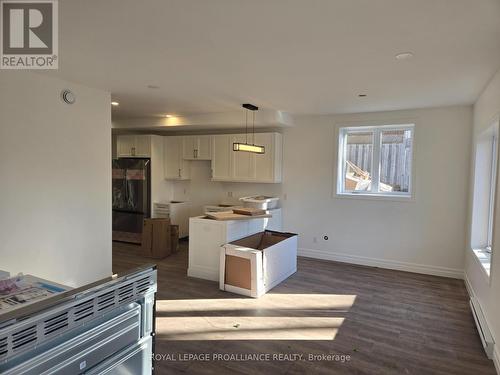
[188,214,272,281]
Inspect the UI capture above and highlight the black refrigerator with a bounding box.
[112,158,151,243]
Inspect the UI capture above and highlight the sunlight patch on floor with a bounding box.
[156,294,357,314]
[156,294,355,340]
[157,316,345,340]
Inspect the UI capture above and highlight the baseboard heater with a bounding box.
[470,296,495,358]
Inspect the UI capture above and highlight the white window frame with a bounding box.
[470,120,499,279]
[486,135,498,252]
[337,124,414,197]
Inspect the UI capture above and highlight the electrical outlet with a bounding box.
[283,193,288,200]
[228,191,233,198]
[183,188,187,195]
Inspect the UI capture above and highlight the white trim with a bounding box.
[487,134,498,247]
[298,248,464,279]
[335,192,414,202]
[223,284,253,297]
[469,247,492,283]
[494,345,500,375]
[464,271,474,296]
[187,265,218,282]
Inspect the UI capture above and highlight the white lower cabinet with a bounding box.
[188,216,269,281]
[164,136,190,180]
[211,132,282,183]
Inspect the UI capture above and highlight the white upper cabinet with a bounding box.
[197,135,212,160]
[182,136,197,160]
[183,135,212,160]
[164,136,190,180]
[211,132,283,183]
[134,135,151,157]
[117,135,135,157]
[231,134,257,181]
[254,133,281,182]
[211,135,233,180]
[117,135,152,157]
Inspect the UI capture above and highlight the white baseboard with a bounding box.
[494,346,500,375]
[298,248,464,279]
[465,272,499,374]
[187,265,218,282]
[464,271,473,296]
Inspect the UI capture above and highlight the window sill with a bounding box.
[335,192,414,203]
[471,248,491,277]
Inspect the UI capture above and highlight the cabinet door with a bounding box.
[179,156,190,179]
[211,135,232,180]
[164,137,181,179]
[134,135,151,157]
[182,136,197,160]
[254,133,275,182]
[231,135,256,181]
[196,135,212,160]
[117,135,135,157]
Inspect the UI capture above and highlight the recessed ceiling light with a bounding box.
[395,52,414,60]
[147,85,160,89]
[165,114,174,118]
[111,101,119,106]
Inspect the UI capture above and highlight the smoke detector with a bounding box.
[61,89,76,104]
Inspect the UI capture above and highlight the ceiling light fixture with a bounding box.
[233,104,265,154]
[395,52,414,60]
[111,101,119,106]
[165,114,174,118]
[358,94,367,97]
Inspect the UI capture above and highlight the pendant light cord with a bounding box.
[252,110,255,145]
[245,110,248,144]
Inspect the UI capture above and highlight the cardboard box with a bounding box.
[220,230,298,298]
[142,218,171,258]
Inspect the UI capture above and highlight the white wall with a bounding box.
[465,67,500,367]
[281,106,472,278]
[0,72,112,287]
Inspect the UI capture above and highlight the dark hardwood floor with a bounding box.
[113,241,496,375]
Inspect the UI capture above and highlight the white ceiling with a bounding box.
[48,0,500,118]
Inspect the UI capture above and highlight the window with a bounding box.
[471,121,499,277]
[337,125,414,197]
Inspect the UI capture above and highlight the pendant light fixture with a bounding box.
[233,103,265,154]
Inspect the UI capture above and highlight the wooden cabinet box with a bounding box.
[219,230,297,298]
[141,218,171,259]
